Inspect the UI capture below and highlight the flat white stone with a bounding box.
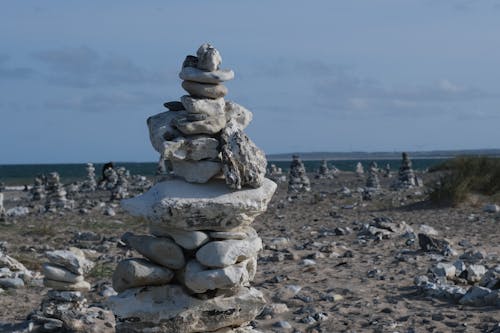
[182,80,228,99]
[179,67,234,84]
[108,285,265,333]
[149,227,209,250]
[42,263,84,283]
[179,258,256,293]
[196,237,262,268]
[112,258,174,293]
[121,232,185,270]
[121,178,277,231]
[45,250,94,275]
[171,159,222,183]
[43,279,91,291]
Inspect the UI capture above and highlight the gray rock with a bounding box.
[480,265,500,289]
[112,258,174,293]
[121,178,277,231]
[163,101,185,111]
[483,204,500,213]
[42,263,84,283]
[182,80,228,99]
[418,233,452,255]
[466,264,487,283]
[181,95,225,115]
[220,121,267,189]
[163,136,219,161]
[121,232,185,270]
[46,290,83,302]
[179,66,234,84]
[45,250,94,275]
[147,111,186,152]
[171,159,222,183]
[0,277,24,289]
[108,285,266,333]
[210,227,258,241]
[149,227,209,250]
[0,253,28,272]
[43,279,91,291]
[459,286,498,306]
[196,43,222,71]
[432,262,456,279]
[225,101,252,130]
[6,206,29,217]
[196,237,262,268]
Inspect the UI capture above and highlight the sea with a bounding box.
[0,158,446,186]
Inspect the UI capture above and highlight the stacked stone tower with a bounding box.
[398,152,416,188]
[107,43,276,333]
[31,175,46,201]
[45,172,71,212]
[288,155,311,193]
[81,163,97,192]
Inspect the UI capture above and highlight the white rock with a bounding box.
[432,262,456,279]
[42,263,84,283]
[108,285,266,333]
[181,95,225,115]
[121,233,185,270]
[179,257,256,293]
[179,66,234,84]
[182,80,228,99]
[147,111,187,153]
[6,206,29,217]
[225,101,253,130]
[173,113,226,135]
[171,159,222,183]
[419,224,439,236]
[483,204,500,213]
[112,258,174,293]
[149,227,209,250]
[210,226,258,240]
[163,136,219,161]
[466,264,487,283]
[45,250,94,275]
[196,237,262,268]
[196,43,222,71]
[453,260,467,277]
[43,279,91,291]
[122,178,277,231]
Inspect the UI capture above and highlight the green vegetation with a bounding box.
[429,156,500,206]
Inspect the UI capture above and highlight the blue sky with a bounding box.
[1,0,500,164]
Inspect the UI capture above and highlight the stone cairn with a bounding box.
[396,152,423,188]
[107,43,276,333]
[267,164,286,183]
[31,175,46,201]
[45,172,71,212]
[30,248,115,332]
[365,162,381,190]
[383,163,392,178]
[355,161,364,177]
[316,159,334,179]
[288,155,311,193]
[0,191,5,221]
[111,167,129,201]
[81,163,97,192]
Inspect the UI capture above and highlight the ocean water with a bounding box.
[0,159,445,186]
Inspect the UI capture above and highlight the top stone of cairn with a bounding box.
[179,43,234,84]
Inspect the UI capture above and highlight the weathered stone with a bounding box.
[466,264,487,283]
[432,262,456,279]
[179,66,234,84]
[121,178,277,231]
[58,306,116,333]
[225,101,252,130]
[47,290,83,302]
[163,136,219,161]
[480,265,500,289]
[121,232,185,270]
[459,286,498,306]
[0,277,24,289]
[45,250,94,275]
[147,110,187,152]
[149,227,209,250]
[42,263,84,283]
[163,101,185,111]
[210,227,258,241]
[288,155,311,193]
[196,237,262,268]
[182,55,198,68]
[0,252,28,272]
[108,285,266,333]
[179,258,256,293]
[181,95,225,115]
[182,80,228,99]
[197,43,222,72]
[418,233,452,255]
[220,121,267,189]
[43,279,91,292]
[171,159,222,183]
[112,258,174,293]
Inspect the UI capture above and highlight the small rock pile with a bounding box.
[316,160,334,179]
[288,155,311,193]
[107,43,276,333]
[395,152,423,188]
[81,163,97,192]
[365,161,381,190]
[102,167,118,191]
[0,250,33,291]
[45,172,72,212]
[355,162,364,177]
[111,167,129,201]
[383,163,392,178]
[0,192,5,220]
[267,164,286,183]
[30,248,115,332]
[31,175,46,201]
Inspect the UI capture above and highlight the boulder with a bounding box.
[108,285,266,333]
[121,232,185,270]
[121,178,277,231]
[112,258,174,293]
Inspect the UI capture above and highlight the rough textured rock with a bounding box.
[182,80,228,99]
[197,43,222,71]
[108,285,266,333]
[459,286,499,306]
[45,250,94,275]
[149,227,209,250]
[112,258,174,293]
[418,233,452,255]
[179,66,234,84]
[121,178,277,231]
[147,110,186,152]
[121,232,185,270]
[179,258,256,293]
[171,159,222,183]
[210,226,258,241]
[173,113,226,135]
[225,101,252,130]
[196,237,262,268]
[288,155,311,193]
[42,263,84,283]
[181,95,225,115]
[163,136,219,161]
[220,121,267,189]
